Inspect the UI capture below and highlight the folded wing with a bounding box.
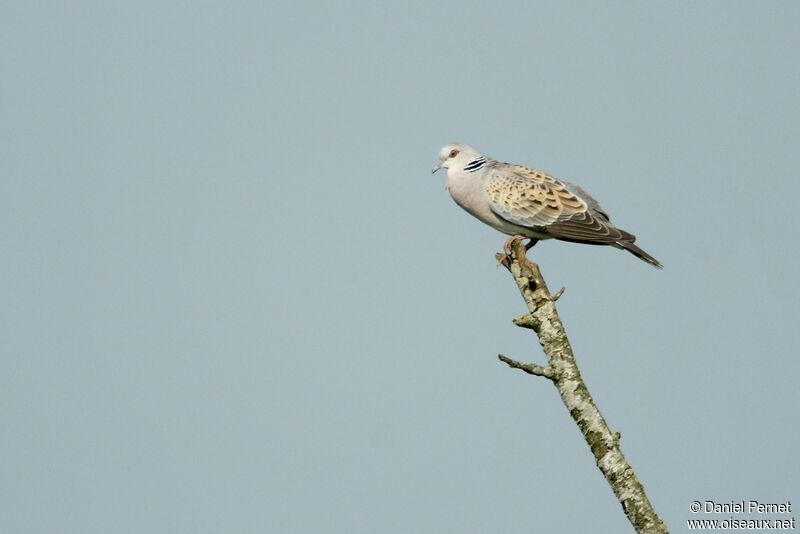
[485,165,633,244]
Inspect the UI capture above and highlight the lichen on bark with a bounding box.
[496,237,668,534]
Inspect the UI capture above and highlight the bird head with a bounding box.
[432,143,483,174]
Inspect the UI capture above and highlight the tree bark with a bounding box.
[497,237,668,534]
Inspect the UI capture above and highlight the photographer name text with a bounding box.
[698,501,792,514]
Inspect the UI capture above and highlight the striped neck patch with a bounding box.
[463,155,487,173]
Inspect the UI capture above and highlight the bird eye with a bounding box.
[448,149,460,158]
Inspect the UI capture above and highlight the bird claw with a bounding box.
[503,235,525,256]
[503,235,539,256]
[498,236,540,271]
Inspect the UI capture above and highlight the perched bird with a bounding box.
[432,143,662,268]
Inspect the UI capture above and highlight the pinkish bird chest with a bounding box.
[447,172,550,239]
[446,172,534,236]
[447,174,487,218]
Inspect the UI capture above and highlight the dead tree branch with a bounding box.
[496,236,668,534]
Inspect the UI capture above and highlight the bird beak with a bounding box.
[431,162,443,174]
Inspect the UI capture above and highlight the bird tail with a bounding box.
[617,241,663,269]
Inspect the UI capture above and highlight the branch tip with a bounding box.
[512,313,538,330]
[495,252,512,270]
[497,354,554,379]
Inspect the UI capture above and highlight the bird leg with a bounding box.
[503,234,539,256]
[503,235,537,256]
[498,235,531,267]
[499,236,546,292]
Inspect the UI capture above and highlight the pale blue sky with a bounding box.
[2,1,798,532]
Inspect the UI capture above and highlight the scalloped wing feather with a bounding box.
[485,165,631,244]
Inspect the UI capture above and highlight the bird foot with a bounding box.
[503,235,538,256]
[498,236,530,267]
[503,235,523,256]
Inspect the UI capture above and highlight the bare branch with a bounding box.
[551,286,565,301]
[497,354,554,379]
[513,313,539,331]
[496,236,667,534]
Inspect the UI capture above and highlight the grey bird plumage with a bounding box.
[432,143,662,268]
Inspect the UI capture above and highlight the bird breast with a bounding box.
[447,171,544,238]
